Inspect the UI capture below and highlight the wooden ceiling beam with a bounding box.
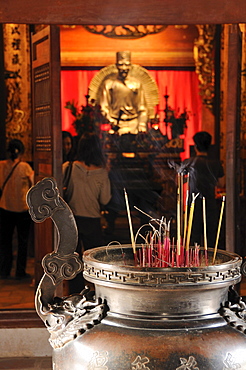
[1,0,246,25]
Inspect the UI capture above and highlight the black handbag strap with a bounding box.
[1,160,21,193]
[63,161,73,191]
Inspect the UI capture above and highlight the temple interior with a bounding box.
[1,0,246,367]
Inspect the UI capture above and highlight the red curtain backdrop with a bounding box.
[61,69,202,160]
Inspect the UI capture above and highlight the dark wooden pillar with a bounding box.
[0,25,6,159]
[226,24,242,254]
[214,24,221,159]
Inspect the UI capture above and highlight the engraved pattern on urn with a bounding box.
[223,353,241,369]
[131,355,150,370]
[176,356,199,370]
[88,351,109,370]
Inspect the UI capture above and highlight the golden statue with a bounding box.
[89,51,159,135]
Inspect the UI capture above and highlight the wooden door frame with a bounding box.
[0,0,243,326]
[1,0,246,25]
[31,25,62,286]
[0,25,6,160]
[225,25,242,254]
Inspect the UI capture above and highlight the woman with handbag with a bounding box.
[0,139,34,279]
[62,132,111,293]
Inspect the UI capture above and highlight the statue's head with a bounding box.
[116,51,131,80]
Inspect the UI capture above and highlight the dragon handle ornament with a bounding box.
[26,177,106,349]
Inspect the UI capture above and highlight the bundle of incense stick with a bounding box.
[124,180,225,268]
[133,218,202,268]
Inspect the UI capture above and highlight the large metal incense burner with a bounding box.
[27,177,246,370]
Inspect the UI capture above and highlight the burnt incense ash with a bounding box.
[97,244,231,268]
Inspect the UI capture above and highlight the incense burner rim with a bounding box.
[83,244,242,271]
[83,245,242,287]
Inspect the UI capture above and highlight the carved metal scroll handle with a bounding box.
[27,178,106,349]
[218,262,246,334]
[219,285,246,335]
[26,177,83,320]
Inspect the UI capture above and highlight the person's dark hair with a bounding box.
[62,131,75,162]
[7,139,25,160]
[193,131,212,152]
[62,131,73,141]
[77,132,106,167]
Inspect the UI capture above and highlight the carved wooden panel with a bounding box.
[31,25,62,285]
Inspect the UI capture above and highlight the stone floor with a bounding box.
[0,357,52,370]
[0,213,137,310]
[0,259,35,310]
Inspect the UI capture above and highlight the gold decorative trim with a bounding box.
[83,25,168,39]
[3,24,32,161]
[194,25,216,112]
